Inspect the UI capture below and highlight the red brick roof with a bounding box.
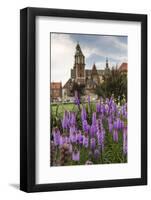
[51,82,62,89]
[119,63,128,72]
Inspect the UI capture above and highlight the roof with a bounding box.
[63,79,73,89]
[119,63,128,72]
[51,82,62,89]
[85,69,104,76]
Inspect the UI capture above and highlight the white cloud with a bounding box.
[51,33,76,85]
[51,33,128,85]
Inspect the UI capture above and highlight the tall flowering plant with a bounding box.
[51,95,127,166]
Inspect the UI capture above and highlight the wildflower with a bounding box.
[97,129,105,151]
[90,124,97,138]
[83,135,89,148]
[69,125,76,136]
[82,120,89,132]
[74,91,80,106]
[70,112,76,126]
[72,149,80,161]
[92,112,96,125]
[77,132,83,145]
[96,103,101,113]
[123,126,127,155]
[60,135,68,146]
[81,106,87,121]
[70,131,77,144]
[52,128,60,146]
[90,138,96,151]
[62,111,68,129]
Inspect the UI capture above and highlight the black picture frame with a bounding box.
[20,7,147,192]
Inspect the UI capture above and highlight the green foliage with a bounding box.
[95,68,127,101]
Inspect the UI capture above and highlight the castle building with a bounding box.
[63,43,110,98]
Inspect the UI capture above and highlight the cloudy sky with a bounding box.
[51,33,128,85]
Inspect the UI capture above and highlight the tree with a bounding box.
[95,68,127,101]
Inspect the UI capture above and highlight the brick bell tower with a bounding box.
[74,43,85,85]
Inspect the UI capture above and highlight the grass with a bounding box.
[51,102,96,117]
[51,102,76,117]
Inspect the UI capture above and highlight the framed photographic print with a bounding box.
[20,7,147,192]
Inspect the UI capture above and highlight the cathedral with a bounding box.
[63,43,110,98]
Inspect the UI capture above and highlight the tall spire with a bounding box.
[75,42,83,56]
[106,57,109,69]
[92,62,97,71]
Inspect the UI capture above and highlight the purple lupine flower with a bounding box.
[60,135,68,146]
[97,118,103,132]
[113,120,119,142]
[53,128,60,146]
[109,122,113,133]
[113,120,118,129]
[123,126,127,155]
[108,117,113,133]
[117,118,121,129]
[75,97,80,106]
[120,120,124,129]
[96,103,101,113]
[82,120,89,132]
[94,149,100,160]
[97,129,105,151]
[105,104,109,115]
[69,125,76,136]
[77,132,83,145]
[70,112,76,126]
[90,124,97,138]
[106,98,109,104]
[81,106,87,121]
[112,103,117,114]
[70,131,77,144]
[62,111,68,129]
[92,112,96,125]
[74,91,80,106]
[72,150,80,161]
[90,138,96,151]
[83,136,89,148]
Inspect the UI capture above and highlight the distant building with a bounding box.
[51,82,62,102]
[63,43,111,97]
[119,62,128,74]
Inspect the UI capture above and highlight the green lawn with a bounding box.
[51,102,96,117]
[51,102,77,117]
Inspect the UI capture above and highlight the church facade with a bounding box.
[63,43,110,98]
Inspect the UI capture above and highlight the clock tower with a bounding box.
[74,43,85,85]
